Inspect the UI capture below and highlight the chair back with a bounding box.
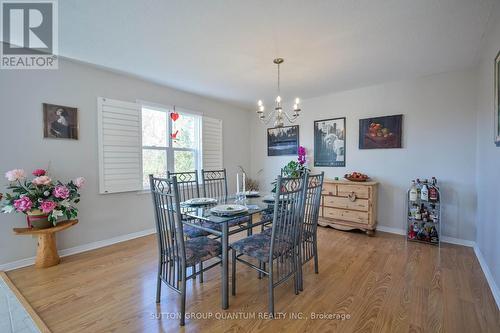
[301,172,324,261]
[201,169,228,199]
[167,171,200,202]
[149,174,185,292]
[269,173,308,275]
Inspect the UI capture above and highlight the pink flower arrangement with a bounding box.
[32,175,52,186]
[53,185,70,199]
[40,200,57,213]
[13,196,32,212]
[73,177,85,188]
[32,169,46,177]
[5,169,26,182]
[1,167,84,225]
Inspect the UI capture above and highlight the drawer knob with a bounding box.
[348,192,357,202]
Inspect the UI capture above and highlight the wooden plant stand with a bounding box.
[13,219,78,268]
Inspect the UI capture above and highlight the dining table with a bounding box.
[180,194,274,310]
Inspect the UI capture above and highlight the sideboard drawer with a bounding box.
[336,185,369,199]
[323,207,369,224]
[322,182,337,195]
[323,196,369,211]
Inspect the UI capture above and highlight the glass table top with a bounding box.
[181,194,275,224]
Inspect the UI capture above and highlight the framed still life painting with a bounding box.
[495,51,500,147]
[43,103,79,140]
[359,114,402,149]
[267,125,299,156]
[314,117,346,167]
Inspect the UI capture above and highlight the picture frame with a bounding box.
[495,50,500,147]
[43,103,79,140]
[359,114,403,149]
[313,117,346,167]
[267,125,299,156]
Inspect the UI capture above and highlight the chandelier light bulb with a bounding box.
[258,100,263,107]
[295,98,300,104]
[293,104,298,110]
[276,96,281,103]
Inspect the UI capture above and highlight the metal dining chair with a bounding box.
[201,168,251,229]
[230,173,308,316]
[297,172,324,291]
[149,175,222,326]
[167,170,211,281]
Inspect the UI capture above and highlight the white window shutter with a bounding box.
[97,97,143,194]
[202,116,223,170]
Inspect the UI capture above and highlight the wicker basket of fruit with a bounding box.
[344,172,370,182]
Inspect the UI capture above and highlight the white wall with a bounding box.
[250,69,478,241]
[0,58,251,265]
[475,3,500,291]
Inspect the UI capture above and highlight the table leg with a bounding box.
[221,223,229,309]
[35,233,60,268]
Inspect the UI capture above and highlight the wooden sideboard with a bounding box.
[318,179,378,235]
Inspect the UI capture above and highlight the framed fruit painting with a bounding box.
[359,114,403,149]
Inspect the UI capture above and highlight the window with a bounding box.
[141,106,202,188]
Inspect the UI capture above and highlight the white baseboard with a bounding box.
[473,244,500,310]
[0,228,156,271]
[376,225,406,235]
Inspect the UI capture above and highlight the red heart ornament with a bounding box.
[170,112,179,121]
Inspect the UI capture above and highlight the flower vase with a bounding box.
[27,209,52,229]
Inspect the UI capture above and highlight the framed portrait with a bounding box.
[314,118,346,167]
[267,125,299,156]
[495,51,500,147]
[359,114,402,149]
[43,103,79,140]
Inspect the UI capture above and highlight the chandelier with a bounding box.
[256,58,301,127]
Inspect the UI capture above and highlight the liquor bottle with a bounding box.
[409,180,418,202]
[416,178,422,197]
[429,177,439,202]
[415,205,422,220]
[421,180,429,201]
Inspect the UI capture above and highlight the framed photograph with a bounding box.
[43,103,79,140]
[314,118,346,167]
[495,50,500,147]
[359,114,402,149]
[267,125,299,156]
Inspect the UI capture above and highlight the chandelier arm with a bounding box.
[283,111,299,123]
[259,109,278,125]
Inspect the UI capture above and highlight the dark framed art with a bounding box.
[314,117,346,167]
[43,103,79,140]
[359,114,402,149]
[495,50,500,147]
[267,125,299,156]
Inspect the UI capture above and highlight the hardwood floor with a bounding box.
[6,227,499,333]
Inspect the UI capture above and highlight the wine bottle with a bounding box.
[429,177,439,202]
[421,180,429,201]
[409,180,418,202]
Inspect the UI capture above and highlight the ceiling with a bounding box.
[55,0,494,108]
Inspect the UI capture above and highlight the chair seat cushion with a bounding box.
[204,215,251,230]
[230,233,292,263]
[185,237,221,266]
[183,225,211,238]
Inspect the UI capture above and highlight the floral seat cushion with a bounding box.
[184,237,222,267]
[230,233,292,263]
